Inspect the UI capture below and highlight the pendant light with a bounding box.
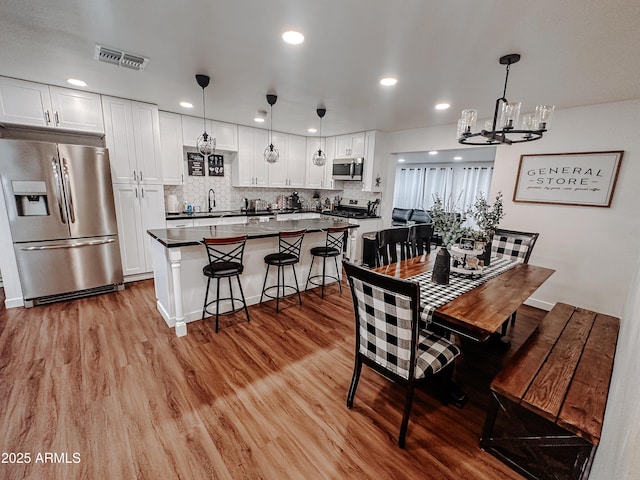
[264,93,279,163]
[457,54,555,145]
[195,74,216,156]
[312,107,327,166]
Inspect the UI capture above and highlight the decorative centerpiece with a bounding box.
[468,192,504,266]
[429,193,470,284]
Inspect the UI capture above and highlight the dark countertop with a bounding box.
[165,208,321,220]
[149,217,359,248]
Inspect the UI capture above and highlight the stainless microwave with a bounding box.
[332,157,364,181]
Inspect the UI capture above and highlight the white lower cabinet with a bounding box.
[113,183,166,276]
[193,216,248,227]
[349,217,382,264]
[166,219,194,229]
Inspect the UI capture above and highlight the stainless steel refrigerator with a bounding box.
[0,139,123,306]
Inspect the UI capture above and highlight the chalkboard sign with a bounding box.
[187,152,205,176]
[208,154,224,176]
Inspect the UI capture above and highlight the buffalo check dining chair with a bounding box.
[342,260,460,448]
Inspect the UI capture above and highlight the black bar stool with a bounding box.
[260,229,306,313]
[305,226,349,298]
[201,235,250,333]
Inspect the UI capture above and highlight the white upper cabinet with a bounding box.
[0,77,104,134]
[158,111,184,185]
[305,136,337,190]
[181,115,238,151]
[335,132,365,158]
[362,130,383,192]
[267,133,306,188]
[102,96,162,185]
[233,125,269,187]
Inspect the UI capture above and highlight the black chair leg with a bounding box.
[305,255,315,291]
[260,264,270,304]
[333,256,342,293]
[321,256,326,298]
[202,277,211,321]
[398,384,416,448]
[291,264,302,305]
[236,275,250,323]
[215,278,221,333]
[276,265,282,313]
[347,357,363,408]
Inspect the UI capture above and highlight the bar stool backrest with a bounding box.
[279,229,306,259]
[325,226,349,253]
[202,235,247,267]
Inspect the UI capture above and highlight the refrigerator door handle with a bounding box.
[20,238,116,251]
[61,158,76,223]
[51,158,67,224]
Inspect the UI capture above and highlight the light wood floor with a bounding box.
[0,277,542,479]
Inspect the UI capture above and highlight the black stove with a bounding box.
[331,197,379,219]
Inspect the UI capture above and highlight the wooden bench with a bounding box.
[480,302,620,480]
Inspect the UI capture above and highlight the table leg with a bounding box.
[169,248,186,337]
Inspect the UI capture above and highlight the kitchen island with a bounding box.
[148,217,359,336]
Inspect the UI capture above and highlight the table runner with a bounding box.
[406,256,519,326]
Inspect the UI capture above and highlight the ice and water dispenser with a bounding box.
[12,180,50,216]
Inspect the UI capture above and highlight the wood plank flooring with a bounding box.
[0,278,544,479]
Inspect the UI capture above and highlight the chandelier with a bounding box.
[457,54,555,145]
[195,74,216,156]
[312,107,327,166]
[264,93,279,163]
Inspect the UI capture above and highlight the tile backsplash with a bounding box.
[164,150,380,213]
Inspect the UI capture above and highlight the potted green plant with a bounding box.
[469,192,504,266]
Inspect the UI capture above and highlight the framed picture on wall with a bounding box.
[513,151,623,207]
[187,152,205,176]
[208,154,224,176]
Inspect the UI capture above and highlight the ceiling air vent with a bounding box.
[94,45,149,71]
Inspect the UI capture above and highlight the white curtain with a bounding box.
[393,165,493,215]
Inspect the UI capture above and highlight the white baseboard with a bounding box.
[124,272,154,283]
[524,297,554,311]
[4,296,24,309]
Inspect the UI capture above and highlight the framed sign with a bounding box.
[187,152,205,176]
[208,154,224,176]
[513,151,623,207]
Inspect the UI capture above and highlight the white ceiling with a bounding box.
[1,0,639,137]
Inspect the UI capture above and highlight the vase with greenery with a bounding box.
[430,193,470,284]
[469,192,504,266]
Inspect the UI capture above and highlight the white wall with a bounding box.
[383,98,640,478]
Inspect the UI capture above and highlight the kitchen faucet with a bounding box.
[208,189,216,212]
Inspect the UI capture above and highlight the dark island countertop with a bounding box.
[149,217,359,248]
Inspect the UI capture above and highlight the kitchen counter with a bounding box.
[165,208,322,220]
[147,217,360,336]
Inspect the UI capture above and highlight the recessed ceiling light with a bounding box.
[67,78,87,87]
[428,151,438,155]
[180,101,193,109]
[282,31,304,45]
[435,103,450,110]
[398,158,405,162]
[254,110,267,123]
[453,156,463,160]
[380,77,398,86]
[307,128,317,133]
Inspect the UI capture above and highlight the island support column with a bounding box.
[169,248,187,337]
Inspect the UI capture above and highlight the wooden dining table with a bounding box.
[374,251,555,342]
[374,250,555,407]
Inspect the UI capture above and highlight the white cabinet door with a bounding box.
[268,131,289,187]
[211,120,238,151]
[287,134,307,187]
[336,132,365,158]
[362,130,382,192]
[112,183,145,276]
[181,115,211,147]
[306,136,325,189]
[138,184,166,270]
[235,125,269,186]
[103,96,162,185]
[113,183,165,276]
[166,219,194,229]
[131,101,162,185]
[159,111,184,185]
[49,86,104,134]
[0,77,51,127]
[324,136,337,190]
[102,96,137,184]
[0,77,104,133]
